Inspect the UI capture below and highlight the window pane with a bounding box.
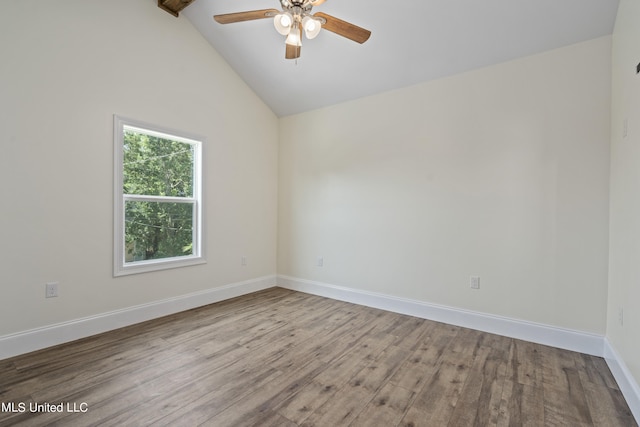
[124,200,194,263]
[123,129,194,197]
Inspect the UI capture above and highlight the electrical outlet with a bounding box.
[241,256,247,267]
[623,118,628,138]
[45,282,58,298]
[618,307,624,327]
[470,276,480,289]
[317,256,324,267]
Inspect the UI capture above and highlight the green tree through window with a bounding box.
[123,130,194,261]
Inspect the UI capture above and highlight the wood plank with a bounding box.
[312,333,396,388]
[400,360,471,425]
[296,378,373,426]
[448,345,508,426]
[96,357,283,426]
[350,382,415,427]
[574,352,621,390]
[198,359,327,426]
[582,381,638,427]
[506,339,544,387]
[496,380,544,427]
[276,380,339,424]
[389,324,460,392]
[539,343,578,389]
[388,348,438,393]
[543,368,593,425]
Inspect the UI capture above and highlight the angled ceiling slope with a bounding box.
[170,0,619,117]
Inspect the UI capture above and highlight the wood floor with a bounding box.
[0,288,636,427]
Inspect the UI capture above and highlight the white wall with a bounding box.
[0,0,278,336]
[608,0,640,391]
[279,37,612,334]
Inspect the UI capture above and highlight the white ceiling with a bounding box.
[183,0,619,117]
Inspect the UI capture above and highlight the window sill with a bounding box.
[114,256,207,277]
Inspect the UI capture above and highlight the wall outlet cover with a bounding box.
[45,282,59,298]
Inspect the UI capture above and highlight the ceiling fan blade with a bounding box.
[313,12,371,44]
[285,43,301,59]
[310,0,327,5]
[214,9,279,24]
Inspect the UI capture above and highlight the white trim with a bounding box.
[604,338,640,422]
[277,275,605,357]
[0,276,276,361]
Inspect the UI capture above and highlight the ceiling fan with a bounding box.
[213,0,371,60]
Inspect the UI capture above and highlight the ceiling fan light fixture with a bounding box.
[274,12,293,35]
[302,16,321,39]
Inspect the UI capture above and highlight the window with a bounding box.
[114,116,204,276]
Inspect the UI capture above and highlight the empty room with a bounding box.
[1,0,638,425]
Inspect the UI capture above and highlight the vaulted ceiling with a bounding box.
[171,0,619,116]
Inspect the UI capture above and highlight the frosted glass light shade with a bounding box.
[274,13,293,35]
[302,16,321,39]
[285,24,302,46]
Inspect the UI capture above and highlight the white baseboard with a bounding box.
[277,275,604,357]
[0,275,276,361]
[604,338,640,422]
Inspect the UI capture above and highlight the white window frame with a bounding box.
[113,115,205,276]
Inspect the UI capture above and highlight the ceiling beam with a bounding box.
[158,0,197,17]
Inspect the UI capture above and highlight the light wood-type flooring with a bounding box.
[0,288,636,426]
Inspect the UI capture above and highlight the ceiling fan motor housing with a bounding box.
[281,0,313,13]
